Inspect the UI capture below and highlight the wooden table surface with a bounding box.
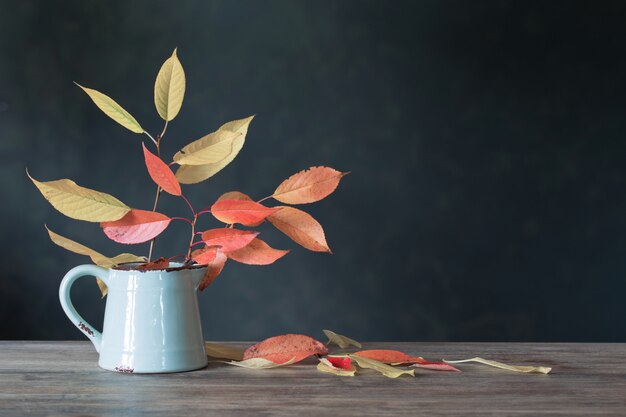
[1,341,625,416]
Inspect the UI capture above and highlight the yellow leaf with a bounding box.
[29,171,131,222]
[349,354,415,378]
[205,342,245,361]
[154,48,186,121]
[316,358,357,377]
[443,357,552,374]
[175,116,255,184]
[173,130,241,166]
[220,357,296,369]
[323,329,362,349]
[45,226,144,297]
[75,83,143,133]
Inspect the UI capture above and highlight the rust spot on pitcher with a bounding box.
[78,322,94,337]
[114,366,134,374]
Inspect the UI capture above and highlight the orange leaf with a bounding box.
[243,334,329,364]
[142,143,181,196]
[354,350,460,372]
[191,247,218,265]
[135,257,170,271]
[273,166,347,204]
[217,191,253,201]
[198,250,227,291]
[267,206,331,253]
[211,200,279,226]
[227,238,290,265]
[201,228,259,253]
[101,209,171,244]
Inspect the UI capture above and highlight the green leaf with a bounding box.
[154,48,186,121]
[75,83,143,133]
[28,171,131,222]
[175,115,255,184]
[173,130,241,166]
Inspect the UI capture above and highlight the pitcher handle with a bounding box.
[59,264,108,353]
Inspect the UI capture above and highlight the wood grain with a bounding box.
[0,342,625,416]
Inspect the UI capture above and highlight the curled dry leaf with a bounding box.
[142,143,181,196]
[198,250,227,291]
[273,166,347,204]
[175,116,255,184]
[101,209,171,244]
[323,329,362,349]
[28,171,130,222]
[74,83,144,133]
[201,228,259,253]
[191,246,218,265]
[45,226,144,297]
[205,342,245,361]
[353,349,459,372]
[317,358,357,377]
[227,238,290,265]
[211,200,279,226]
[243,334,329,364]
[154,48,185,122]
[173,130,241,166]
[443,357,552,374]
[222,357,296,369]
[349,354,415,379]
[268,206,331,253]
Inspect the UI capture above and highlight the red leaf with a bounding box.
[142,143,182,196]
[227,238,290,265]
[273,166,347,204]
[243,334,329,364]
[101,209,171,244]
[191,247,218,265]
[354,350,460,372]
[268,206,331,253]
[327,357,352,370]
[217,191,253,201]
[211,199,279,226]
[198,250,227,291]
[201,228,259,253]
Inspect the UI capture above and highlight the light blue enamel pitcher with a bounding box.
[59,263,208,373]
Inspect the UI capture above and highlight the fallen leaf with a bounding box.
[323,329,362,349]
[221,357,296,369]
[154,48,185,121]
[349,354,415,378]
[135,257,170,271]
[268,206,331,253]
[326,356,353,370]
[227,238,290,265]
[410,360,460,372]
[198,250,227,291]
[173,130,240,166]
[45,226,144,297]
[191,247,218,265]
[317,358,357,377]
[443,357,552,374]
[273,166,347,204]
[243,334,329,364]
[201,228,259,252]
[28,171,130,222]
[175,116,255,184]
[211,200,279,226]
[75,83,143,133]
[353,349,460,372]
[205,342,245,361]
[142,143,181,196]
[101,209,171,244]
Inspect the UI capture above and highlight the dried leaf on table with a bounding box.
[349,354,415,378]
[222,357,296,369]
[317,357,357,377]
[443,357,551,374]
[243,334,329,364]
[323,329,362,349]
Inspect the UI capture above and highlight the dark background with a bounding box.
[1,0,625,342]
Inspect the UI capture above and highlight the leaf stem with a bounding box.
[159,121,169,140]
[257,195,273,204]
[196,208,212,217]
[171,216,194,225]
[144,131,158,147]
[180,194,196,217]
